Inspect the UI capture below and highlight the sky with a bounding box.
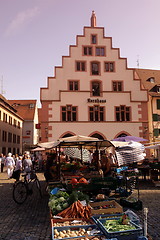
[1,0,160,107]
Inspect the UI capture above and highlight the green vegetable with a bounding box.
[68,190,89,205]
[104,219,136,232]
[58,197,65,202]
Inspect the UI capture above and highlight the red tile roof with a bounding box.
[8,100,37,121]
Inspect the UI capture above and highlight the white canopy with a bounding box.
[31,147,45,152]
[38,135,114,149]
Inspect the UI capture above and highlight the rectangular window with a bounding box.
[14,119,17,127]
[17,135,20,144]
[26,130,31,135]
[157,99,160,109]
[91,62,100,75]
[61,105,77,122]
[83,46,92,56]
[13,134,16,143]
[92,81,101,96]
[96,47,105,56]
[105,62,115,72]
[89,105,105,121]
[3,113,7,122]
[8,132,12,143]
[115,105,131,121]
[18,121,20,128]
[76,61,86,71]
[69,81,79,91]
[9,116,12,125]
[91,35,97,44]
[2,131,7,142]
[113,81,123,91]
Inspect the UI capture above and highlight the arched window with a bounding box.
[90,133,104,140]
[61,133,74,138]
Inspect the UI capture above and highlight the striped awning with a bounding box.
[115,141,146,166]
[63,147,90,162]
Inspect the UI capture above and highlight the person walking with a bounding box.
[12,156,23,181]
[5,153,15,178]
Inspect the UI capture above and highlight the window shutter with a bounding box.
[153,114,158,121]
[157,99,160,109]
[154,128,159,137]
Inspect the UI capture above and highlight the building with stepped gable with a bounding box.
[40,11,149,142]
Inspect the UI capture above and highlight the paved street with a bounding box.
[134,180,160,240]
[0,170,160,240]
[0,170,51,240]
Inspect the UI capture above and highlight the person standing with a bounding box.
[23,155,33,173]
[5,153,15,178]
[0,154,6,172]
[23,154,33,180]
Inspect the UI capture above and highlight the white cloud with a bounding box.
[4,7,40,37]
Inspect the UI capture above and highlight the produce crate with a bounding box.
[92,212,140,226]
[89,200,123,215]
[52,224,103,240]
[51,218,94,227]
[96,217,143,240]
[91,213,123,223]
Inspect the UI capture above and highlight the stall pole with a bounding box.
[144,207,148,237]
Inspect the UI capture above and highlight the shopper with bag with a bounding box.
[12,156,23,181]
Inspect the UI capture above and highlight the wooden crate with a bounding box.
[89,200,123,215]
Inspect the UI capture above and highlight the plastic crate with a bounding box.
[92,212,140,226]
[96,217,143,240]
[91,213,123,223]
[52,224,102,240]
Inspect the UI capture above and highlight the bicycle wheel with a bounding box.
[35,179,42,198]
[13,181,28,204]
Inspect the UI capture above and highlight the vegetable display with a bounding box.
[52,220,91,227]
[48,191,69,214]
[57,200,91,219]
[68,190,89,205]
[54,226,96,239]
[103,217,136,232]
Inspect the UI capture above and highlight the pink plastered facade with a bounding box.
[40,12,149,142]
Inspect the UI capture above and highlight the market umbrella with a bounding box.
[38,140,60,149]
[31,147,45,152]
[115,141,146,166]
[112,136,148,142]
[63,147,90,162]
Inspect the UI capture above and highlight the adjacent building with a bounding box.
[0,94,23,155]
[136,69,160,143]
[8,100,39,151]
[40,11,149,142]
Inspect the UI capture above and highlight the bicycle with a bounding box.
[13,170,42,204]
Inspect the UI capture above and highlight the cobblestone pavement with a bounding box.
[0,170,51,240]
[133,180,160,240]
[0,170,160,240]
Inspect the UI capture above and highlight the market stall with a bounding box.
[38,136,149,239]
